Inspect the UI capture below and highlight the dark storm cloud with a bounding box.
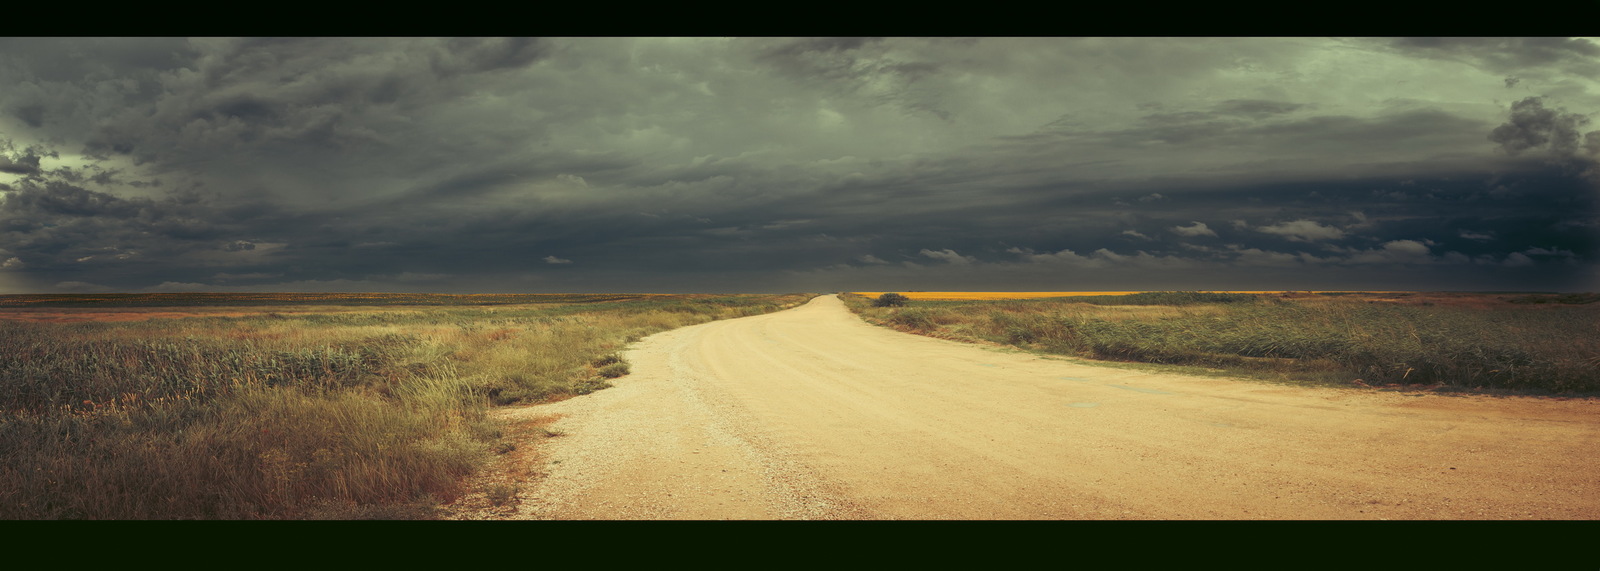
[756,37,886,64]
[7,180,145,218]
[753,37,949,119]
[984,105,1489,195]
[1382,36,1600,89]
[1,141,308,290]
[1,38,1596,293]
[1489,96,1597,159]
[1132,99,1307,129]
[0,139,52,175]
[1386,37,1600,77]
[1023,106,1476,149]
[41,38,552,171]
[0,38,189,81]
[1247,110,1485,150]
[11,104,44,128]
[430,37,552,76]
[826,165,1600,290]
[0,157,36,175]
[1212,99,1306,118]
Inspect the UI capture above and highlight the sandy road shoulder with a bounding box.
[505,317,868,520]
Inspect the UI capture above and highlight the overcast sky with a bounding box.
[1,37,1597,294]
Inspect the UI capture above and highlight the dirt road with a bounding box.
[503,294,1600,519]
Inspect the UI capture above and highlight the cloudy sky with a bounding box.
[1,37,1597,294]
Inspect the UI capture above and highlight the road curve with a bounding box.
[512,294,1600,519]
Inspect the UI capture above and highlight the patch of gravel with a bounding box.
[503,322,868,520]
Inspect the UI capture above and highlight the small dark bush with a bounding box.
[597,361,630,378]
[874,293,910,307]
[574,377,612,395]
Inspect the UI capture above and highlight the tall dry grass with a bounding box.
[842,292,1600,393]
[0,293,813,519]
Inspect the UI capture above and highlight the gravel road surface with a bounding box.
[501,294,1600,519]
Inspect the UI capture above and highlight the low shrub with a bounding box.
[873,293,910,307]
[596,361,630,379]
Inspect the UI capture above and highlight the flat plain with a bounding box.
[5,290,1595,519]
[485,294,1600,519]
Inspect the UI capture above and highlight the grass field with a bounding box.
[0,292,814,519]
[844,291,1600,394]
[848,291,1402,301]
[0,292,661,308]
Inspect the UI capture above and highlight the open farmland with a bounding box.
[0,292,813,519]
[844,291,1600,394]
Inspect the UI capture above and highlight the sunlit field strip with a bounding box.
[848,291,1400,301]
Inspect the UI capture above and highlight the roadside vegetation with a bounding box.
[842,291,1600,395]
[0,292,813,519]
[850,291,1306,301]
[872,292,909,307]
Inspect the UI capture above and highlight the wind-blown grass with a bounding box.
[842,292,1600,394]
[0,293,813,519]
